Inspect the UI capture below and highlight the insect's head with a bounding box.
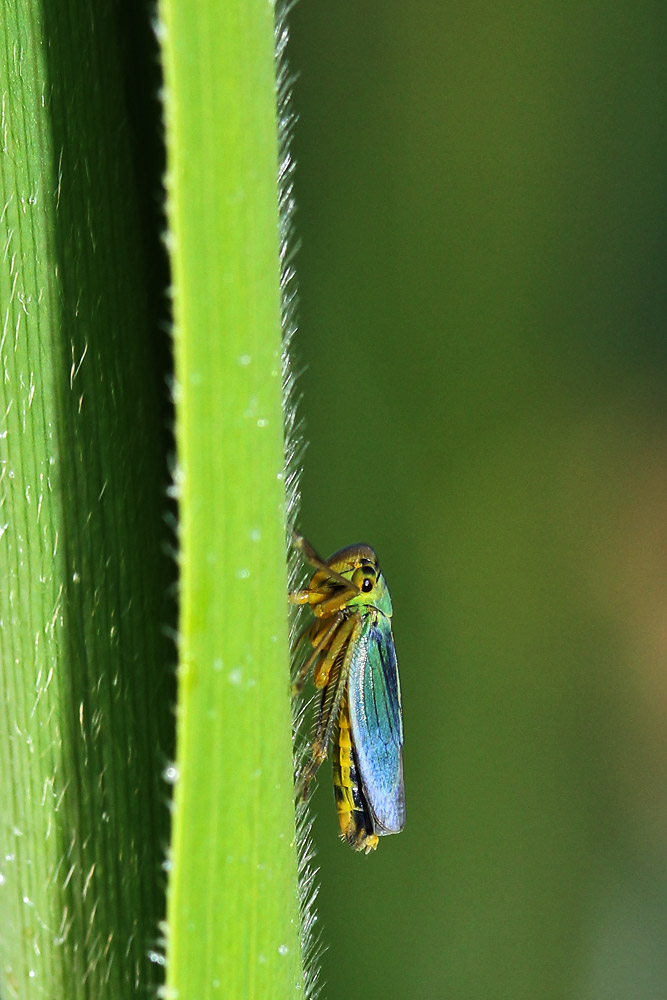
[326,544,393,617]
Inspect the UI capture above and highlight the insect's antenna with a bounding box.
[292,533,354,590]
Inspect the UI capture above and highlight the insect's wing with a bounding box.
[348,614,405,835]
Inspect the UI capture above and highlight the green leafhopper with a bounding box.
[290,535,405,853]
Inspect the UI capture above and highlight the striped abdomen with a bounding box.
[333,696,379,853]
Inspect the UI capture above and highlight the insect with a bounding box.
[290,534,405,853]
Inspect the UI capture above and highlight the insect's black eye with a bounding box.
[352,566,376,593]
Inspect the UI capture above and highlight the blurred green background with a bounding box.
[287,3,667,999]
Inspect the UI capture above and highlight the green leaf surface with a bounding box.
[159,0,304,996]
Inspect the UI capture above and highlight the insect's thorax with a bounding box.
[341,602,386,623]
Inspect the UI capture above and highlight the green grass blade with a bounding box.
[0,1,170,997]
[158,0,304,996]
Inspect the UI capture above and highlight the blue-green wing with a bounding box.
[348,613,405,835]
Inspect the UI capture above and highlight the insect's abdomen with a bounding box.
[333,697,379,854]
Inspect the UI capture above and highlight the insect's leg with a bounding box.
[289,583,359,618]
[317,617,363,757]
[292,532,326,566]
[300,745,340,801]
[308,585,360,617]
[288,588,322,607]
[291,617,316,653]
[290,536,361,611]
[291,614,342,695]
[297,739,328,802]
[292,533,358,591]
[297,678,345,800]
[297,617,362,801]
[313,617,356,689]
